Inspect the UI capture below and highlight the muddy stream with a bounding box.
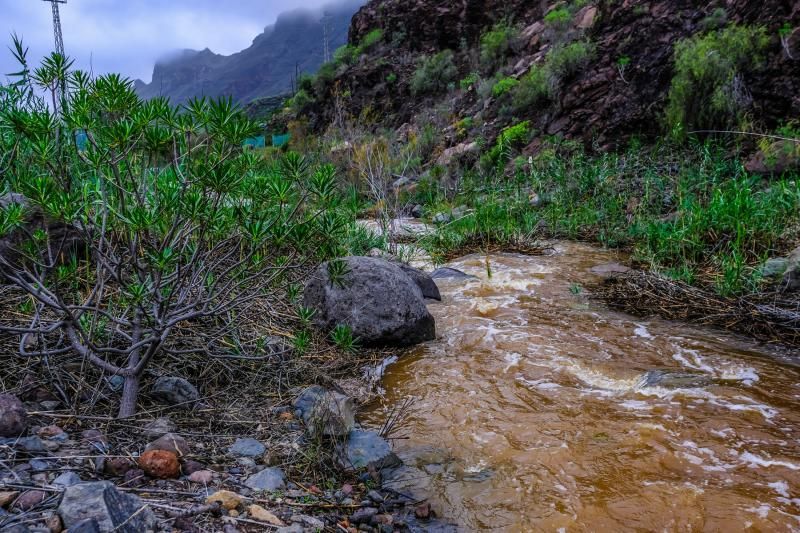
[362,242,800,531]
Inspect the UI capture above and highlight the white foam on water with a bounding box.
[736,451,800,471]
[464,460,488,473]
[747,504,772,519]
[636,387,778,422]
[672,348,715,373]
[504,352,522,373]
[769,480,791,498]
[620,399,652,410]
[634,324,654,339]
[516,376,562,391]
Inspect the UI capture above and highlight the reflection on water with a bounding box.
[362,243,800,531]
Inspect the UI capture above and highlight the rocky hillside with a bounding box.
[298,0,800,151]
[135,0,365,105]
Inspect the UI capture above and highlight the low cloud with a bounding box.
[1,0,332,82]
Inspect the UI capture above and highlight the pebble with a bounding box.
[45,513,63,533]
[0,394,28,437]
[122,468,145,487]
[367,490,384,503]
[181,459,206,475]
[138,450,180,479]
[145,432,190,456]
[52,471,82,487]
[0,491,19,508]
[205,490,243,510]
[187,470,213,484]
[244,467,286,491]
[13,490,46,510]
[351,507,379,524]
[228,438,266,458]
[415,502,432,519]
[104,457,134,476]
[142,417,177,438]
[248,504,285,526]
[38,425,67,441]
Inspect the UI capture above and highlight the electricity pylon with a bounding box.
[43,0,67,58]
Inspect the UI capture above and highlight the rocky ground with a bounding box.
[0,256,459,532]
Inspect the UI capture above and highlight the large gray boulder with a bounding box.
[395,263,441,301]
[303,257,436,346]
[58,481,158,532]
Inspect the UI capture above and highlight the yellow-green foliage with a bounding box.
[544,7,571,29]
[480,22,519,71]
[492,77,519,97]
[666,25,769,139]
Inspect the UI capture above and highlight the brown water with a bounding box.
[363,242,800,532]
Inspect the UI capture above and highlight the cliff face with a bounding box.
[135,0,365,105]
[308,0,800,150]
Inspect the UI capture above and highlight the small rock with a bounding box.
[181,459,206,475]
[276,525,304,533]
[142,417,177,438]
[52,471,81,487]
[236,456,257,470]
[151,376,200,407]
[244,467,286,491]
[187,470,213,484]
[40,400,61,411]
[0,491,19,508]
[138,449,180,479]
[371,514,393,526]
[640,369,712,389]
[228,509,240,517]
[58,481,157,532]
[432,212,451,224]
[0,394,28,437]
[80,430,108,452]
[411,204,424,219]
[30,458,50,471]
[415,502,433,520]
[4,436,48,453]
[291,514,324,530]
[205,490,243,510]
[335,430,401,473]
[589,262,631,277]
[122,468,145,487]
[146,432,190,457]
[45,513,63,533]
[351,507,379,524]
[367,490,384,504]
[13,490,46,511]
[38,425,67,441]
[293,386,356,437]
[248,504,285,526]
[762,257,789,278]
[228,437,266,458]
[104,457,134,477]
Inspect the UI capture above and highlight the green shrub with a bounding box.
[543,40,596,94]
[460,72,480,90]
[289,89,312,111]
[544,7,572,29]
[411,50,459,95]
[492,77,519,98]
[505,66,549,114]
[358,29,384,53]
[386,72,397,84]
[0,41,354,417]
[480,22,519,71]
[334,44,357,65]
[666,25,769,139]
[483,121,532,167]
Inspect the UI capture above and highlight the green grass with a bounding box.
[413,141,800,295]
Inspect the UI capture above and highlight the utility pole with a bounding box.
[43,0,67,58]
[322,12,332,63]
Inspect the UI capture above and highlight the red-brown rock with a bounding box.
[139,449,180,479]
[12,490,46,511]
[0,394,28,437]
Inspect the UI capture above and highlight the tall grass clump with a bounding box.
[480,22,519,72]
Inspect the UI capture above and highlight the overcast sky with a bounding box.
[1,0,330,82]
